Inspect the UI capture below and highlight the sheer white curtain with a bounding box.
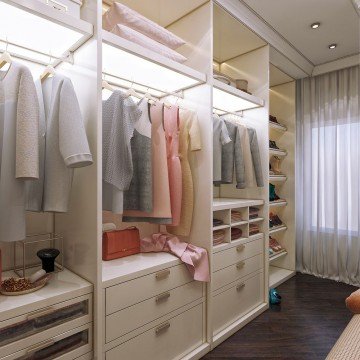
[296,65,360,286]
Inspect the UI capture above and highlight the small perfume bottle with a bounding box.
[37,248,60,273]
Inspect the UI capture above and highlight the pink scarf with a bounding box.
[141,233,210,282]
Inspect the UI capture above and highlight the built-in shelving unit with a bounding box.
[269,121,287,132]
[269,148,287,157]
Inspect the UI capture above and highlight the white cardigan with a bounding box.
[26,74,93,213]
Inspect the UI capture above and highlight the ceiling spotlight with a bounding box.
[311,22,320,29]
[328,44,337,49]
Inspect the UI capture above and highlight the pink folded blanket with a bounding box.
[141,233,210,282]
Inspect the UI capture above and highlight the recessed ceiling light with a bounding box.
[311,22,320,29]
[328,44,337,49]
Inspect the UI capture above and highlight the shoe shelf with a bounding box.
[269,225,287,234]
[269,175,287,182]
[269,121,287,132]
[269,200,287,207]
[269,250,287,263]
[269,266,295,288]
[269,148,287,157]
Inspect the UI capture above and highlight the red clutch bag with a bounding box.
[102,227,140,261]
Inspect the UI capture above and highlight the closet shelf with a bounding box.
[231,220,248,227]
[102,30,206,96]
[213,198,264,211]
[269,250,287,263]
[269,148,287,156]
[249,217,264,223]
[269,266,295,288]
[269,175,287,182]
[213,79,265,113]
[213,224,230,231]
[102,252,181,288]
[0,268,92,321]
[269,225,287,234]
[269,121,287,132]
[0,0,93,66]
[269,200,287,207]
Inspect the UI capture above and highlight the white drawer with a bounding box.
[1,323,92,360]
[213,238,263,271]
[106,264,193,314]
[106,303,203,360]
[36,0,82,18]
[213,271,264,335]
[106,281,203,343]
[213,254,263,291]
[0,294,92,358]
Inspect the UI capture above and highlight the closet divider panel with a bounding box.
[269,81,296,275]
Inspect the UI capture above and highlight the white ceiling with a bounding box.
[213,4,266,62]
[242,0,360,65]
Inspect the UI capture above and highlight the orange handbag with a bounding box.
[102,227,140,261]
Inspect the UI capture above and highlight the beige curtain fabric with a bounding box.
[296,65,360,286]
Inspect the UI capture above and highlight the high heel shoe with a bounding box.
[270,156,283,175]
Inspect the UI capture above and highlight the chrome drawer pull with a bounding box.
[155,322,170,335]
[236,244,245,252]
[236,261,245,269]
[27,307,55,320]
[156,292,171,303]
[26,339,55,354]
[155,269,170,280]
[46,0,68,12]
[236,283,245,291]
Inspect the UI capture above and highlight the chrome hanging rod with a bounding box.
[0,38,74,66]
[213,107,244,117]
[104,79,160,98]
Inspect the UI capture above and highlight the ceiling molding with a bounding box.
[312,53,360,76]
[214,0,314,75]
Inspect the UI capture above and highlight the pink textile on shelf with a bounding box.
[141,233,210,282]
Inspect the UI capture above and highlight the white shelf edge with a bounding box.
[269,201,287,207]
[269,250,287,263]
[269,225,287,234]
[213,198,265,211]
[213,224,230,231]
[102,30,206,85]
[269,266,295,288]
[231,220,248,226]
[213,78,265,109]
[269,175,287,182]
[269,148,287,156]
[269,121,287,132]
[249,217,264,223]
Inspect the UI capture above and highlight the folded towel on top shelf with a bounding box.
[231,210,243,222]
[213,229,226,245]
[249,223,260,236]
[213,218,223,227]
[249,206,259,219]
[231,227,243,240]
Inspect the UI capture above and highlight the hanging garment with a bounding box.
[123,102,172,223]
[237,124,256,188]
[102,90,141,214]
[212,115,231,182]
[141,233,210,282]
[163,105,182,226]
[247,127,264,187]
[26,75,93,213]
[123,99,153,212]
[167,109,201,236]
[0,62,39,242]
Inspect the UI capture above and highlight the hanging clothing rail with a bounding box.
[213,107,244,117]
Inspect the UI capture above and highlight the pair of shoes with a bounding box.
[269,140,279,149]
[269,213,283,227]
[270,156,283,175]
[269,288,282,305]
[269,236,284,253]
[269,183,280,202]
[269,115,278,123]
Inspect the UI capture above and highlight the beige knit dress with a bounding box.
[167,109,201,237]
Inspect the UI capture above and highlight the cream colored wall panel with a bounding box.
[106,304,203,360]
[106,281,203,343]
[105,264,193,315]
[213,271,263,335]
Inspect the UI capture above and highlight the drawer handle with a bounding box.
[26,339,55,355]
[156,292,171,303]
[46,0,68,12]
[236,245,245,252]
[27,307,55,320]
[236,283,245,291]
[236,261,245,269]
[155,269,170,280]
[155,322,170,335]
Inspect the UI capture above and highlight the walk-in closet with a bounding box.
[0,0,359,359]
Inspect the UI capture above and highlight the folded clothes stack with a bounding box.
[249,206,259,219]
[231,227,243,240]
[231,210,243,222]
[269,236,286,257]
[249,223,260,236]
[213,229,226,246]
[213,218,223,227]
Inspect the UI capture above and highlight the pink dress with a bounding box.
[164,105,182,226]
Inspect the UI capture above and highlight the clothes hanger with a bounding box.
[40,52,56,82]
[102,73,115,92]
[143,88,157,105]
[125,80,142,100]
[0,38,13,70]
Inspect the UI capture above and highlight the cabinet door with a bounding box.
[1,324,92,360]
[0,295,92,358]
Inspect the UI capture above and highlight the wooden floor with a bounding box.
[203,273,357,360]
